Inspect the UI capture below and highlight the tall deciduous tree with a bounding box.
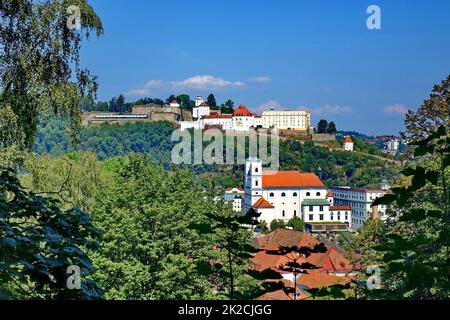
[372,125,449,299]
[0,0,103,148]
[402,75,450,143]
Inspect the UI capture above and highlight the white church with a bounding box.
[243,158,352,230]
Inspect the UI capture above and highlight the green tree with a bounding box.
[270,219,286,230]
[403,75,450,143]
[317,119,328,134]
[190,199,260,300]
[372,125,449,299]
[0,168,102,299]
[327,121,337,134]
[207,94,217,108]
[177,94,193,109]
[0,0,103,148]
[221,99,235,114]
[287,216,305,231]
[89,155,227,299]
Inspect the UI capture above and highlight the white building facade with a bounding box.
[193,102,210,119]
[343,136,354,151]
[244,158,351,230]
[331,186,387,230]
[180,104,260,132]
[261,110,311,131]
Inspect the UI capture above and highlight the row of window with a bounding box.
[268,191,321,197]
[308,214,349,221]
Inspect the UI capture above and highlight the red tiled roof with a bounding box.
[199,102,209,107]
[305,247,353,273]
[252,197,275,209]
[326,192,333,197]
[257,289,292,301]
[233,104,253,117]
[296,273,351,289]
[253,229,319,250]
[330,205,351,211]
[344,136,353,143]
[262,171,324,188]
[171,99,178,104]
[201,114,232,119]
[251,251,289,272]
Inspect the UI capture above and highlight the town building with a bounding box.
[343,136,354,151]
[180,104,261,132]
[331,186,387,230]
[261,110,311,131]
[383,138,400,155]
[224,187,244,213]
[193,101,210,119]
[244,158,351,230]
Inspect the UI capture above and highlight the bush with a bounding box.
[270,219,286,230]
[287,216,305,231]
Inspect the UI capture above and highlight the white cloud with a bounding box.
[383,104,408,115]
[249,76,271,83]
[171,75,246,89]
[256,100,281,112]
[125,75,246,97]
[307,104,352,116]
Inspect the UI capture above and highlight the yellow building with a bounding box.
[261,110,310,130]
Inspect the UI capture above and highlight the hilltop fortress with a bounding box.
[81,100,192,127]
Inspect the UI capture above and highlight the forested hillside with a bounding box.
[33,118,399,188]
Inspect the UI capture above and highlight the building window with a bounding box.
[330,214,334,220]
[255,180,258,186]
[282,210,285,217]
[319,206,324,212]
[338,214,341,220]
[316,192,320,196]
[319,214,324,221]
[281,192,286,197]
[306,192,310,196]
[345,214,348,220]
[255,168,259,173]
[309,205,313,211]
[293,192,298,197]
[294,210,297,217]
[309,214,313,221]
[269,192,274,197]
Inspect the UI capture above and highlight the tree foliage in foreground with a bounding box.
[371,125,449,299]
[0,0,103,148]
[0,168,102,299]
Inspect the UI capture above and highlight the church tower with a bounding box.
[243,157,263,214]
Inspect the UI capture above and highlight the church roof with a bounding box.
[262,171,324,188]
[233,104,253,117]
[252,197,275,209]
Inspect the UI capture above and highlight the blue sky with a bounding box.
[81,0,450,135]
